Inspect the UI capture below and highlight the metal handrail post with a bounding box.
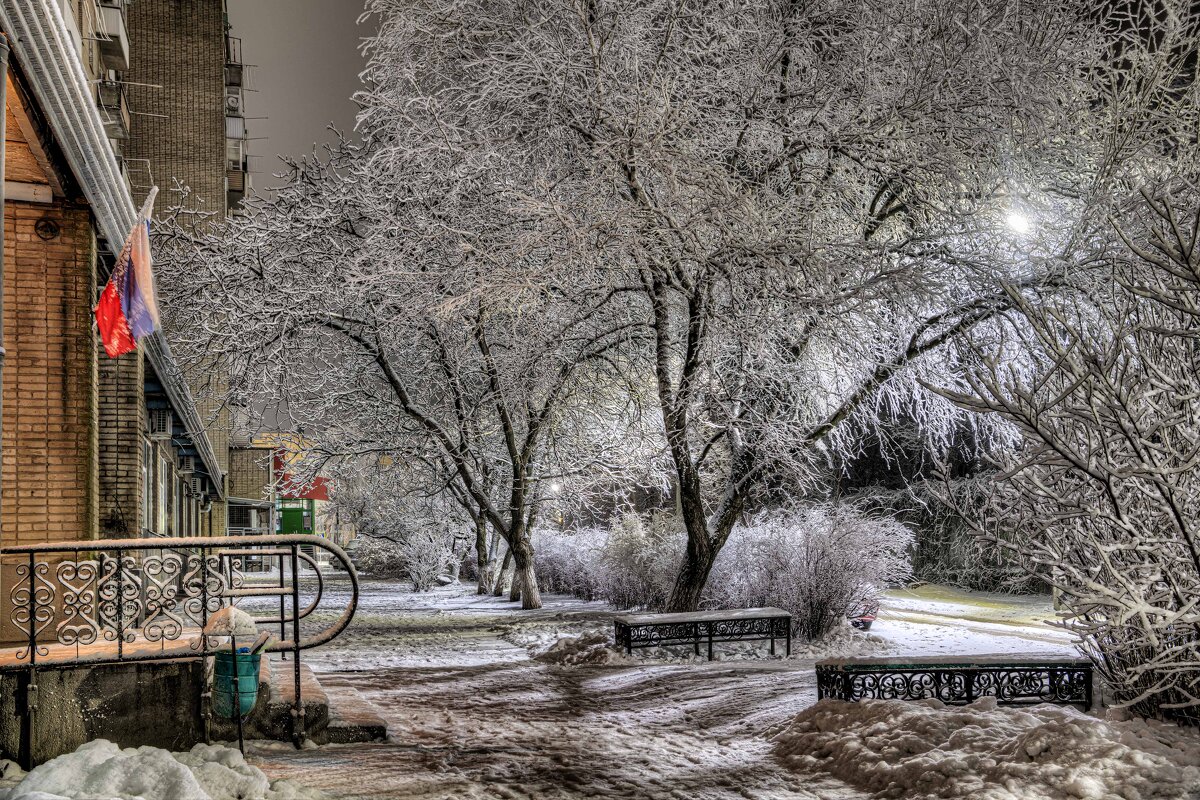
[290,543,303,746]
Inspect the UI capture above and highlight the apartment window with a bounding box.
[156,451,168,535]
[174,476,184,536]
[140,439,151,532]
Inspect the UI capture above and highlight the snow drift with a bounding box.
[774,698,1200,799]
[0,739,322,800]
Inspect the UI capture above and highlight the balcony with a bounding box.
[227,167,251,213]
[96,79,130,140]
[97,2,130,71]
[227,34,243,66]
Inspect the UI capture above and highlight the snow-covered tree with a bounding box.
[356,0,1161,610]
[941,188,1200,720]
[155,130,651,609]
[158,0,1198,616]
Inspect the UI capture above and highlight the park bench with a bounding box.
[613,607,792,661]
[816,655,1093,709]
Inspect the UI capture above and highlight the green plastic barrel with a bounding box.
[213,651,261,718]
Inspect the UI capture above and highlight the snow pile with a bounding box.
[0,740,323,800]
[203,605,258,637]
[534,631,627,665]
[787,625,889,661]
[774,698,1200,799]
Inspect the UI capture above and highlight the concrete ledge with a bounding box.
[0,660,205,766]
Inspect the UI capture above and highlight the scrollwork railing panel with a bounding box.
[0,535,358,671]
[815,661,1093,709]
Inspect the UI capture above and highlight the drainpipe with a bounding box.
[0,34,10,547]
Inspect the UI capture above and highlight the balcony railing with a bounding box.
[96,79,130,139]
[0,534,358,760]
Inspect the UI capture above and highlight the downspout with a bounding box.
[0,34,10,547]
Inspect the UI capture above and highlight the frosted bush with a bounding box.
[535,513,679,610]
[707,507,914,640]
[536,506,912,639]
[399,530,455,592]
[351,536,408,579]
[597,514,681,611]
[534,529,606,600]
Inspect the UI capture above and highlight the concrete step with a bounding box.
[323,684,388,744]
[262,659,330,741]
[209,657,388,745]
[209,657,327,743]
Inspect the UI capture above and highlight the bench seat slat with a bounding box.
[614,607,790,626]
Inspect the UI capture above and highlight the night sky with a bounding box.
[225,0,370,190]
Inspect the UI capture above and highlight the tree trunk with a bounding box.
[515,559,541,610]
[474,515,489,594]
[666,538,716,612]
[493,548,512,596]
[508,548,524,603]
[510,537,542,610]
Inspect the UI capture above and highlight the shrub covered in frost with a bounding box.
[535,513,680,610]
[399,530,456,591]
[351,531,456,591]
[351,535,408,579]
[535,505,912,639]
[707,507,913,640]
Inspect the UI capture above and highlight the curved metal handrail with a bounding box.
[0,534,359,667]
[0,534,359,755]
[219,546,326,628]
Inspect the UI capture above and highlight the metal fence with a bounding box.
[0,534,359,757]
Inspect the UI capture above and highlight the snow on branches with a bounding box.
[155,0,1200,622]
[941,189,1200,721]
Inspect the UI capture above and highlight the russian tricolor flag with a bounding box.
[95,189,161,358]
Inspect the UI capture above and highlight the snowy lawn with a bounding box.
[220,575,1156,800]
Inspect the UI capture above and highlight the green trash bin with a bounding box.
[213,650,261,719]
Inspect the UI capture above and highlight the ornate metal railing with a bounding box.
[816,657,1093,709]
[0,534,358,758]
[613,608,793,660]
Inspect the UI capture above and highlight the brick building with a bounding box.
[0,0,229,556]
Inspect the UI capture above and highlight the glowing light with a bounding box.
[550,482,563,494]
[1006,211,1032,235]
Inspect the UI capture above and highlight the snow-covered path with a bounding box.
[244,579,1076,799]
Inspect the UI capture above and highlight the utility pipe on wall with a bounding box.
[0,34,10,546]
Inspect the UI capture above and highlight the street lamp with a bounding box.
[1006,210,1032,235]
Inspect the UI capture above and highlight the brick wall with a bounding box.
[125,0,226,213]
[229,447,271,501]
[1,203,98,545]
[97,351,143,537]
[125,0,231,533]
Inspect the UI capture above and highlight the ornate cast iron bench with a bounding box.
[613,607,792,661]
[816,655,1094,709]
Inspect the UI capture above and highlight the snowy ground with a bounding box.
[234,577,1097,799]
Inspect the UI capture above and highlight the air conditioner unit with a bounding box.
[225,92,242,114]
[147,408,173,439]
[189,476,206,496]
[179,455,197,474]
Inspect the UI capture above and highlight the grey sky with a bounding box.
[226,0,370,189]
